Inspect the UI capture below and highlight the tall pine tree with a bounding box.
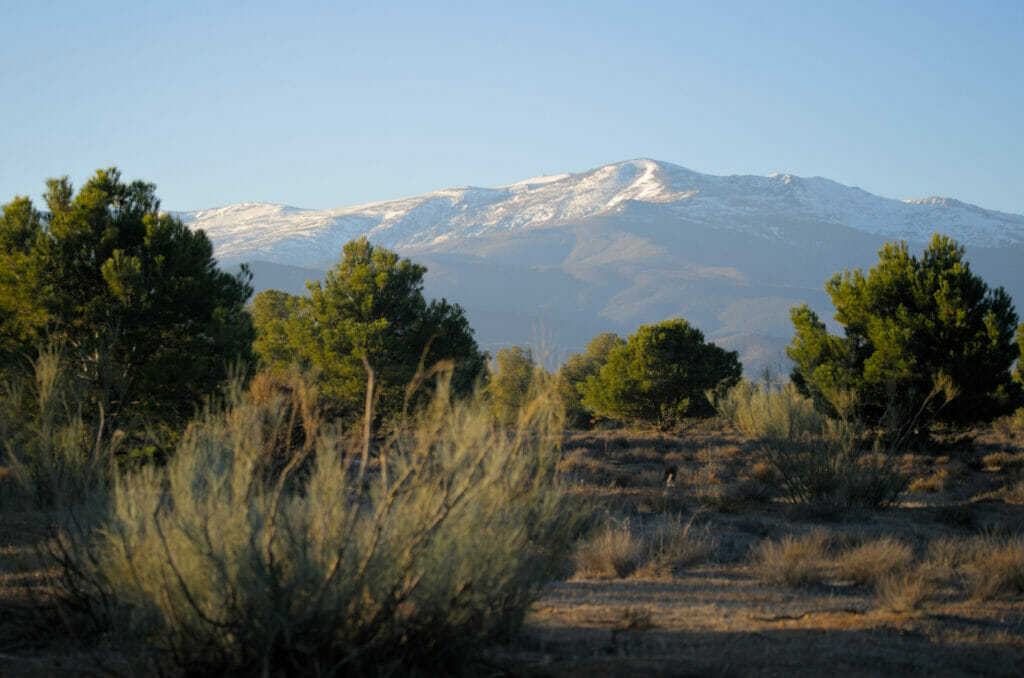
[0,168,254,425]
[788,234,1023,429]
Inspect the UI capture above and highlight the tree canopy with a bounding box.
[488,346,543,426]
[0,168,254,424]
[251,238,486,423]
[788,234,1023,428]
[580,318,742,428]
[557,332,625,428]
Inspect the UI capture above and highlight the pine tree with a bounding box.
[581,319,741,429]
[252,238,486,423]
[788,234,1023,428]
[557,332,625,427]
[0,168,254,425]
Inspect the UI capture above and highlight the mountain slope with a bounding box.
[179,160,1024,370]
[178,159,1024,268]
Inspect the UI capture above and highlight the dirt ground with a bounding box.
[493,427,1024,677]
[3,425,1024,676]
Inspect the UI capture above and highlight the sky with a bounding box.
[2,1,1022,214]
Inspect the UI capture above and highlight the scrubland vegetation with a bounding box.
[3,171,1024,676]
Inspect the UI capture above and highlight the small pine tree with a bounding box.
[488,346,540,426]
[581,319,742,429]
[557,333,625,427]
[251,238,486,423]
[788,234,1024,429]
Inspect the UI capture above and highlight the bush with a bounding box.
[751,530,831,588]
[60,371,576,675]
[487,346,545,426]
[251,238,486,426]
[715,380,908,508]
[0,169,254,427]
[788,234,1023,431]
[714,379,821,440]
[0,348,119,509]
[572,520,644,579]
[581,318,742,429]
[557,333,625,428]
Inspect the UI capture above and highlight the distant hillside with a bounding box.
[188,160,1024,372]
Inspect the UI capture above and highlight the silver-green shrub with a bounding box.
[713,379,821,441]
[1,348,119,508]
[73,371,575,675]
[714,379,909,508]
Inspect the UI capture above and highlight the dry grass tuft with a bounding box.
[573,521,644,579]
[875,567,937,613]
[962,534,1024,600]
[0,349,120,509]
[926,535,966,570]
[615,606,655,630]
[982,451,1014,470]
[835,536,914,587]
[977,481,1024,505]
[696,445,743,464]
[908,471,948,494]
[751,529,831,587]
[744,459,776,484]
[634,513,715,578]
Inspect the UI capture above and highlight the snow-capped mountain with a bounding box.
[177,159,1024,370]
[178,159,1024,268]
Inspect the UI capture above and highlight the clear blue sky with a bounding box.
[2,1,1022,214]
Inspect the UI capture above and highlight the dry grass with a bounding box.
[835,536,914,587]
[715,380,909,508]
[574,511,717,581]
[874,566,937,612]
[976,480,1024,504]
[982,451,1017,470]
[744,459,776,484]
[926,535,967,570]
[573,521,644,579]
[751,529,831,587]
[0,350,119,510]
[908,471,948,493]
[8,399,1024,675]
[962,534,1024,600]
[714,380,821,441]
[634,513,715,579]
[696,445,744,464]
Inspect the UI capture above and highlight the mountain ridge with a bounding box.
[175,159,1024,268]
[177,159,1024,371]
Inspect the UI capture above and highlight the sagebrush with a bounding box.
[60,370,577,676]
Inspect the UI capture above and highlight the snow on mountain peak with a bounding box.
[179,160,1024,267]
[904,196,965,208]
[501,172,571,189]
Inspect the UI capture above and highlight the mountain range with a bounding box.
[176,159,1024,371]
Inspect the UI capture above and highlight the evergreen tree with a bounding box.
[488,346,541,426]
[581,319,741,428]
[251,238,486,423]
[0,169,254,425]
[557,332,625,427]
[788,234,1023,428]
